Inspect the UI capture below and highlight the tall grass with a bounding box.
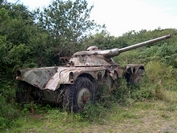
[0,81,20,129]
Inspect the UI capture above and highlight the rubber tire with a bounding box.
[16,81,33,104]
[63,77,95,113]
[130,69,144,84]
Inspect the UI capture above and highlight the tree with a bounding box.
[81,30,114,50]
[34,0,100,50]
[0,2,39,78]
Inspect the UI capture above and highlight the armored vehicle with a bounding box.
[16,34,171,112]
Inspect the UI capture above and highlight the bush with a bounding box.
[0,95,19,129]
[145,61,177,91]
[0,81,20,129]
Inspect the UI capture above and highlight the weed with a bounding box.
[161,114,170,119]
[146,61,177,91]
[0,80,20,129]
[153,80,166,100]
[166,105,176,112]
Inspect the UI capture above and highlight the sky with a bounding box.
[7,0,177,37]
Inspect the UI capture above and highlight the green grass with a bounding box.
[3,98,177,133]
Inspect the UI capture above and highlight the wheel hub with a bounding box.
[77,88,91,108]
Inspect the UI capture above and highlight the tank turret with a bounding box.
[69,34,171,66]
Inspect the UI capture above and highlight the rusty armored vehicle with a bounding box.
[16,34,171,112]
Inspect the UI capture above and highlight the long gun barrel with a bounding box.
[118,34,171,53]
[102,34,171,58]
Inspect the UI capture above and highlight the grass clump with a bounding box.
[0,81,20,129]
[145,61,177,91]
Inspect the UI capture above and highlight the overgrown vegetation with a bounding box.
[0,0,177,132]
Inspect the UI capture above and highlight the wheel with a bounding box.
[16,81,34,104]
[130,69,144,84]
[63,77,95,113]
